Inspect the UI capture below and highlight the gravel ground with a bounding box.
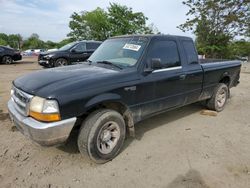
[0,57,250,188]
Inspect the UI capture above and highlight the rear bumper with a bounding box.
[8,100,77,146]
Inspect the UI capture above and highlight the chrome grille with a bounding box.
[11,86,33,116]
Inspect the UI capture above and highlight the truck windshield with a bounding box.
[89,37,148,68]
[59,42,77,51]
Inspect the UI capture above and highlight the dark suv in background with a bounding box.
[38,41,102,67]
[0,46,22,64]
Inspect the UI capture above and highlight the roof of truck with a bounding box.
[77,40,102,43]
[110,34,192,40]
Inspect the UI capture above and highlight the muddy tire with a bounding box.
[77,109,126,163]
[206,83,229,112]
[2,56,13,64]
[54,58,68,67]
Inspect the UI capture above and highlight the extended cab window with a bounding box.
[182,40,198,64]
[86,43,101,50]
[74,43,86,52]
[147,40,181,69]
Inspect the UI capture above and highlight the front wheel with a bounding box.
[206,83,229,112]
[2,56,13,64]
[77,109,126,163]
[54,58,68,67]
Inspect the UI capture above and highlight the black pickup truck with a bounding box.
[8,35,241,163]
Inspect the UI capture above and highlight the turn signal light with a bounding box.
[29,111,61,122]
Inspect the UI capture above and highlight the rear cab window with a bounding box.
[182,40,198,64]
[86,42,101,50]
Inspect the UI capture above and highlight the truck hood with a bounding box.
[14,64,120,96]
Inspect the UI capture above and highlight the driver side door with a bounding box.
[135,38,186,119]
[69,42,88,63]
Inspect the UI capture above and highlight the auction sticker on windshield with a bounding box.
[123,43,141,51]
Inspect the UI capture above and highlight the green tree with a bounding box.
[107,3,153,36]
[0,33,23,49]
[8,34,22,49]
[22,33,45,49]
[45,40,58,49]
[179,0,250,58]
[68,8,110,40]
[0,38,8,46]
[57,38,74,48]
[246,16,250,38]
[68,3,156,41]
[0,33,76,50]
[229,40,250,59]
[0,33,9,46]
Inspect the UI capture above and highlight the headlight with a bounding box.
[10,88,14,96]
[29,96,61,122]
[44,54,54,59]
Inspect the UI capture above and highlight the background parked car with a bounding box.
[0,46,22,64]
[38,40,102,67]
[34,49,46,55]
[236,56,249,63]
[22,49,35,56]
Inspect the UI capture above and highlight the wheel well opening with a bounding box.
[80,102,135,137]
[219,76,230,86]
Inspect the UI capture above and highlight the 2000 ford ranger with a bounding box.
[8,35,241,163]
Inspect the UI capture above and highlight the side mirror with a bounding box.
[144,58,162,74]
[151,58,162,69]
[71,48,76,53]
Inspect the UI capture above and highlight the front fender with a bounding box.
[84,93,122,110]
[83,93,135,137]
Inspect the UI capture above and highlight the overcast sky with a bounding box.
[0,0,193,42]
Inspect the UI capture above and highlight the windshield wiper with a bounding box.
[86,59,92,64]
[96,61,123,69]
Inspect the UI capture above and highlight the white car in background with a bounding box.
[238,56,248,63]
[34,49,46,54]
[22,49,35,56]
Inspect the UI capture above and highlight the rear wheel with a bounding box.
[2,56,13,64]
[54,58,68,67]
[77,109,126,163]
[206,83,229,112]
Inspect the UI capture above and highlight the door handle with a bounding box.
[179,74,186,80]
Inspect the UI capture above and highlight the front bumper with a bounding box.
[38,60,51,67]
[13,54,22,61]
[8,100,77,146]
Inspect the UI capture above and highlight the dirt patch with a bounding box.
[227,165,250,178]
[200,110,218,116]
[0,112,9,121]
[166,169,210,188]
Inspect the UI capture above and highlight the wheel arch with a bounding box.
[53,56,69,66]
[219,72,231,87]
[2,55,13,64]
[81,93,135,137]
